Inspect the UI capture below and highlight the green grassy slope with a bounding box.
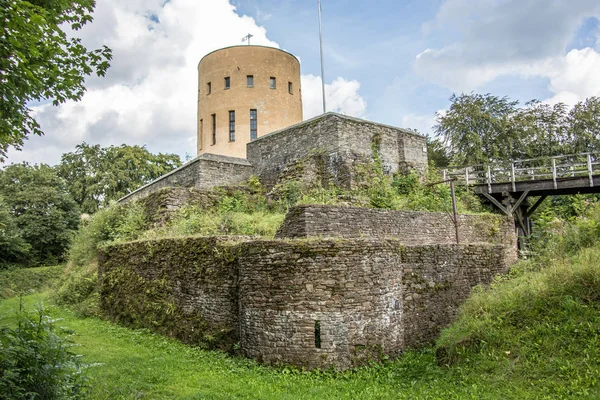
[2,243,600,399]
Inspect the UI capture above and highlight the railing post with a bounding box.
[588,154,594,188]
[442,169,447,181]
[552,158,557,190]
[511,162,516,192]
[487,165,492,194]
[465,167,469,186]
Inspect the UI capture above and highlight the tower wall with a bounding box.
[198,46,303,158]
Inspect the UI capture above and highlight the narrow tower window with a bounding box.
[288,81,293,94]
[314,320,321,349]
[270,77,276,89]
[229,110,235,142]
[199,119,203,150]
[224,77,230,89]
[250,109,257,141]
[247,75,254,87]
[207,82,211,95]
[211,114,216,145]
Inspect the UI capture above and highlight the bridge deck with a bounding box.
[472,175,600,197]
[442,152,600,239]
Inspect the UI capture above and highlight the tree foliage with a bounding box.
[57,143,182,214]
[0,0,111,159]
[426,137,452,169]
[0,195,31,268]
[434,94,600,166]
[0,163,79,266]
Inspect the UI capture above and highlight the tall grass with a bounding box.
[436,202,600,398]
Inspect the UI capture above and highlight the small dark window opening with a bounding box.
[250,109,257,141]
[288,81,293,94]
[270,77,276,89]
[224,77,230,89]
[199,119,203,150]
[247,75,254,87]
[314,320,321,349]
[207,82,211,94]
[229,110,235,142]
[211,114,216,145]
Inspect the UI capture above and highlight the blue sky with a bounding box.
[233,0,600,130]
[6,0,600,165]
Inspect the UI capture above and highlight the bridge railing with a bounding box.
[442,152,600,191]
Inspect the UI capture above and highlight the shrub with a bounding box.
[0,303,88,399]
[0,265,64,299]
[68,203,147,268]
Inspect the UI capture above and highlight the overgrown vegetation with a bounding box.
[0,163,80,268]
[435,202,600,398]
[0,265,64,299]
[0,301,89,399]
[1,179,600,398]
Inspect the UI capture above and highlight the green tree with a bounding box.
[515,100,569,159]
[0,195,31,267]
[57,143,182,214]
[567,97,600,154]
[434,93,520,166]
[0,163,79,266]
[426,137,453,169]
[0,0,111,160]
[435,94,600,167]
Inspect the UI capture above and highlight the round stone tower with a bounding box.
[197,45,303,159]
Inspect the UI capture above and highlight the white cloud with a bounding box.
[301,74,367,119]
[544,47,600,105]
[415,0,600,92]
[5,0,366,166]
[400,113,436,136]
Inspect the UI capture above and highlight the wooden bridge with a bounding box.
[442,152,600,237]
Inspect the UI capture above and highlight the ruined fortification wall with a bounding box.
[99,234,513,369]
[401,245,509,347]
[119,154,253,203]
[276,205,517,263]
[98,236,246,347]
[246,113,428,188]
[116,113,428,202]
[237,239,404,369]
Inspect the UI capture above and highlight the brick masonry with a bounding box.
[275,205,518,264]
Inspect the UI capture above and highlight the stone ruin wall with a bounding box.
[99,206,516,370]
[246,113,428,189]
[237,239,404,369]
[119,153,253,204]
[276,205,518,264]
[98,236,245,346]
[116,114,430,206]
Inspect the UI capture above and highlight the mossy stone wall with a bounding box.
[98,236,247,348]
[276,205,518,263]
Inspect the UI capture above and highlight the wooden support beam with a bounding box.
[515,207,529,236]
[525,195,547,218]
[510,190,530,214]
[481,192,512,217]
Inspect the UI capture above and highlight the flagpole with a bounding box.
[318,0,327,113]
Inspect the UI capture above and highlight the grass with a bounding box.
[3,201,599,398]
[2,246,600,400]
[0,294,505,399]
[0,265,63,299]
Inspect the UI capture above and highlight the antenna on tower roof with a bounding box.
[242,33,254,45]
